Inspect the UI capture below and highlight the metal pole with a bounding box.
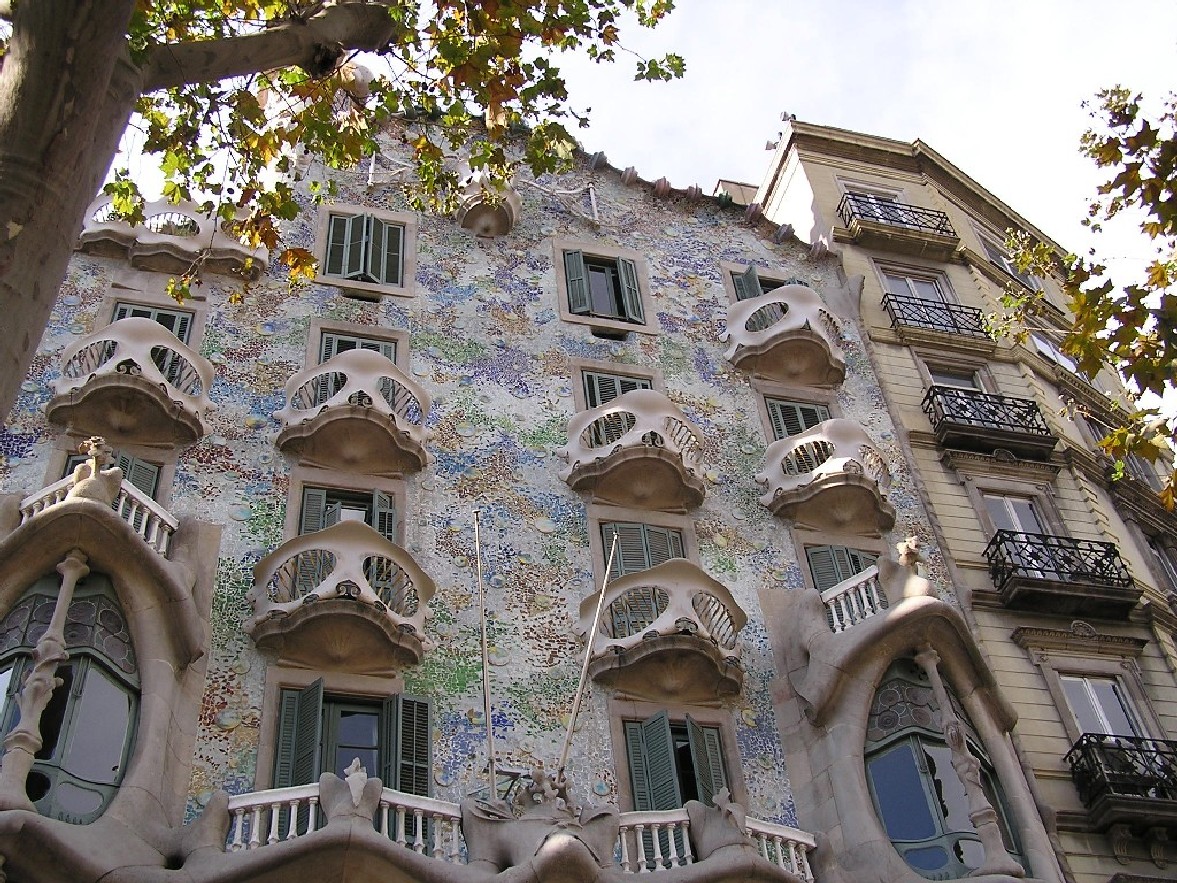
[558,530,620,774]
[473,510,498,799]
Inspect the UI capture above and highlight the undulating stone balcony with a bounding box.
[46,317,214,444]
[984,530,1139,618]
[559,389,706,512]
[578,559,746,703]
[273,349,432,476]
[755,418,895,533]
[246,521,436,674]
[720,284,846,387]
[1065,733,1177,836]
[834,192,960,260]
[78,197,267,278]
[921,386,1058,459]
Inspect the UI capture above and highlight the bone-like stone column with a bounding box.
[914,643,1025,878]
[0,549,90,810]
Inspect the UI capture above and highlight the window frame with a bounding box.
[586,504,699,586]
[960,476,1066,540]
[750,379,836,445]
[94,284,209,354]
[718,260,802,305]
[791,527,883,595]
[553,238,656,336]
[313,204,418,299]
[912,351,996,394]
[569,358,665,413]
[284,463,406,543]
[978,235,1042,292]
[874,263,960,305]
[305,319,410,372]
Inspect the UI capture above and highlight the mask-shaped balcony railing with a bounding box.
[983,530,1139,617]
[837,193,956,237]
[559,389,706,511]
[756,419,895,533]
[246,521,436,670]
[79,197,268,278]
[720,284,845,387]
[47,317,214,444]
[1065,733,1177,832]
[881,293,989,338]
[578,559,746,702]
[273,349,432,476]
[921,386,1058,459]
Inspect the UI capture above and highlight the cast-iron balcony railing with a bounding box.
[837,193,956,237]
[921,386,1058,458]
[881,294,989,338]
[1064,733,1177,830]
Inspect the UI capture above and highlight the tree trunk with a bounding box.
[0,0,141,421]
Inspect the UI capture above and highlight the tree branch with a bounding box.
[142,3,404,93]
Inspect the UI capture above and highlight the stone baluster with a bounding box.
[0,549,90,810]
[914,644,1024,878]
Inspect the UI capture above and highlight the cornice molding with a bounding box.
[1011,623,1148,657]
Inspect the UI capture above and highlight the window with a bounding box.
[582,369,652,409]
[981,239,1040,291]
[1029,333,1077,374]
[1149,537,1177,591]
[272,679,429,795]
[731,265,799,301]
[602,521,685,580]
[928,367,980,390]
[848,189,905,225]
[0,574,137,824]
[113,302,193,343]
[299,485,398,542]
[65,450,161,499]
[320,330,397,363]
[765,398,830,441]
[315,206,416,298]
[880,270,950,305]
[625,711,728,810]
[982,493,1044,535]
[565,251,644,324]
[1060,675,1143,738]
[806,544,877,592]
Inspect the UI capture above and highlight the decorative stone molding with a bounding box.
[720,284,846,387]
[755,417,895,534]
[47,316,215,444]
[940,448,1062,481]
[559,389,706,512]
[1011,624,1148,658]
[273,348,432,476]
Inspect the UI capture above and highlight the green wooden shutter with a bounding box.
[300,487,329,535]
[325,214,353,276]
[273,690,301,788]
[617,258,644,322]
[374,219,404,285]
[625,721,654,811]
[372,490,398,543]
[735,264,762,301]
[396,695,431,796]
[807,545,875,591]
[582,371,652,408]
[645,525,684,566]
[640,712,682,810]
[686,717,727,807]
[115,453,161,499]
[380,695,400,788]
[564,251,590,314]
[322,501,343,529]
[273,680,323,788]
[366,215,386,283]
[604,522,651,580]
[766,399,830,440]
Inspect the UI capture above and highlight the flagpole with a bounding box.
[473,509,498,799]
[558,529,620,775]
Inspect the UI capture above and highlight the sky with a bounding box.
[554,0,1177,273]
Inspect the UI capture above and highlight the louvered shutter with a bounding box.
[300,487,329,535]
[380,695,399,789]
[366,215,386,283]
[640,712,682,811]
[583,371,651,408]
[322,502,343,528]
[396,695,431,796]
[617,258,644,322]
[273,680,323,789]
[686,717,726,807]
[325,214,353,277]
[625,721,654,811]
[116,453,161,499]
[372,491,398,542]
[564,251,590,314]
[766,400,829,440]
[645,525,684,566]
[806,545,843,592]
[376,220,404,285]
[734,265,762,301]
[604,522,651,580]
[273,690,301,788]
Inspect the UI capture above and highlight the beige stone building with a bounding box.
[748,120,1177,883]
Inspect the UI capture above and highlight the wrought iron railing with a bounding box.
[1065,733,1177,807]
[984,530,1133,592]
[881,294,989,338]
[837,193,956,237]
[921,386,1053,437]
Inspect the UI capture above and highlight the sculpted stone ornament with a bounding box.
[685,787,750,861]
[65,436,124,505]
[319,758,383,823]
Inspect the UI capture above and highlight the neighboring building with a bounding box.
[751,120,1177,883]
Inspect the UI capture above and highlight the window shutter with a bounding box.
[604,522,651,579]
[735,264,762,301]
[117,454,161,499]
[372,490,398,543]
[617,258,644,322]
[114,303,133,321]
[686,717,726,807]
[366,215,386,283]
[376,220,403,286]
[380,695,400,788]
[273,690,301,788]
[645,525,683,567]
[325,214,352,277]
[320,333,341,362]
[393,695,430,796]
[583,371,620,409]
[625,721,654,811]
[564,251,590,314]
[767,400,829,439]
[300,487,329,535]
[806,545,841,592]
[641,712,682,810]
[322,501,343,529]
[273,680,323,788]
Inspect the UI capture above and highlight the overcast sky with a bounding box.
[556,0,1177,270]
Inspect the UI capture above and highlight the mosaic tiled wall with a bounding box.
[0,132,953,830]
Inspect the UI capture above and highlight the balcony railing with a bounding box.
[837,193,956,237]
[559,389,705,511]
[720,284,845,387]
[921,386,1057,458]
[1065,733,1177,830]
[821,566,888,633]
[756,418,894,532]
[274,349,432,475]
[19,473,178,556]
[881,294,989,338]
[223,782,816,878]
[246,521,436,668]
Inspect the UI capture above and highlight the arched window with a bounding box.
[0,573,138,824]
[865,658,1021,880]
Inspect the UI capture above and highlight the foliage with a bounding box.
[997,87,1177,506]
[110,0,683,291]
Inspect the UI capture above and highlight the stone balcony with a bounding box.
[78,197,267,278]
[273,349,432,476]
[1065,733,1177,842]
[921,386,1058,460]
[755,418,895,534]
[46,317,214,444]
[559,389,706,512]
[720,284,845,387]
[578,559,746,703]
[246,521,436,675]
[834,193,960,260]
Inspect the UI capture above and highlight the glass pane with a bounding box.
[1061,677,1104,734]
[1088,678,1140,736]
[911,278,944,302]
[337,709,379,747]
[1009,498,1042,533]
[53,781,105,816]
[924,744,974,833]
[62,665,132,784]
[867,742,937,840]
[983,495,1017,533]
[929,368,977,389]
[881,273,909,297]
[903,845,949,872]
[36,664,75,760]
